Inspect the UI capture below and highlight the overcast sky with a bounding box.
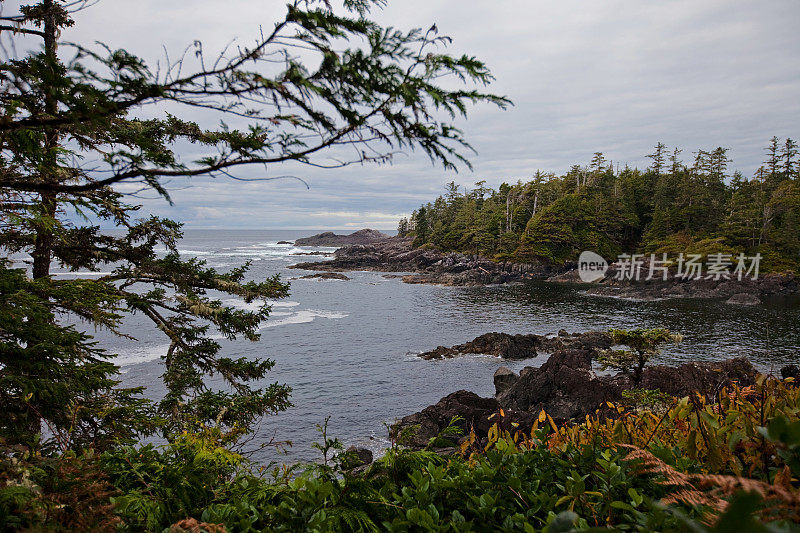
[51,1,800,229]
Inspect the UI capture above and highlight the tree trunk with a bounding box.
[31,0,59,280]
[26,0,60,440]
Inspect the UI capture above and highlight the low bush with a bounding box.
[1,376,798,531]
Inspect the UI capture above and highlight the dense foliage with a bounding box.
[2,376,797,531]
[399,140,800,272]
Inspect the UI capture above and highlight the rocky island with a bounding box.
[294,228,389,247]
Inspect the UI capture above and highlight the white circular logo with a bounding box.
[578,251,608,282]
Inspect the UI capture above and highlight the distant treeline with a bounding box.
[398,137,800,272]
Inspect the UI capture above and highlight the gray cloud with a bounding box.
[55,0,800,229]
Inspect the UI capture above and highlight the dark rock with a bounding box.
[294,229,388,247]
[418,330,612,360]
[341,446,373,469]
[497,349,626,422]
[391,390,536,449]
[461,332,537,360]
[725,293,761,305]
[780,365,799,380]
[494,351,756,423]
[291,251,335,257]
[396,353,763,450]
[494,367,518,395]
[421,346,452,360]
[277,241,293,245]
[294,272,350,281]
[418,332,537,360]
[640,357,757,398]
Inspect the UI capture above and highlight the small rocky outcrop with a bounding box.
[781,365,799,380]
[497,349,627,421]
[493,367,518,395]
[497,353,757,420]
[725,293,762,305]
[291,251,335,257]
[294,272,350,281]
[391,390,536,449]
[294,229,388,247]
[277,241,293,245]
[418,331,613,360]
[341,446,373,469]
[639,357,757,398]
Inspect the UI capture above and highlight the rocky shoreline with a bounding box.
[289,235,799,301]
[548,263,799,303]
[337,326,800,464]
[392,340,778,451]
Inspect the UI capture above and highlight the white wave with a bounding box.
[199,248,306,258]
[221,298,268,312]
[269,300,301,308]
[115,343,169,368]
[51,271,113,277]
[221,298,300,311]
[260,309,348,329]
[173,243,338,261]
[177,249,213,256]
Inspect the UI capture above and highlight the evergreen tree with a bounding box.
[397,217,410,237]
[765,136,781,182]
[0,0,507,446]
[782,138,799,180]
[412,207,429,247]
[646,142,667,176]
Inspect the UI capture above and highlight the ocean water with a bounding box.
[72,230,800,464]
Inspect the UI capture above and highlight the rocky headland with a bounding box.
[289,236,799,301]
[289,236,551,286]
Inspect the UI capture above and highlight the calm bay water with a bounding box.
[81,230,800,464]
